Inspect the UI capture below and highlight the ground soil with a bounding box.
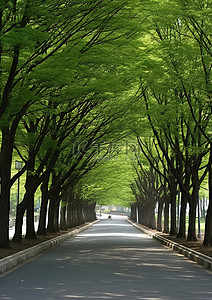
[0,223,212,260]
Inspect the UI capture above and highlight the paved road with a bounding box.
[0,215,212,300]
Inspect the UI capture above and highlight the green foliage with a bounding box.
[1,0,211,232]
[75,150,135,207]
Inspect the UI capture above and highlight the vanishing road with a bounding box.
[0,215,212,300]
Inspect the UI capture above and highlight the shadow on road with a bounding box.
[1,215,212,300]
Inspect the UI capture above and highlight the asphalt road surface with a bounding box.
[1,215,212,300]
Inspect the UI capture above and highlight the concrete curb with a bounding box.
[0,220,99,275]
[127,219,212,272]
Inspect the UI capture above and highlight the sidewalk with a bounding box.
[0,215,212,300]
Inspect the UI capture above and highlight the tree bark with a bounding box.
[203,162,212,245]
[0,159,11,247]
[163,198,169,233]
[137,203,143,225]
[130,204,136,222]
[47,192,58,233]
[169,175,177,236]
[25,156,37,239]
[177,170,190,238]
[67,191,77,228]
[25,193,37,239]
[37,173,50,235]
[157,202,163,231]
[187,200,197,241]
[13,174,39,242]
[54,197,60,232]
[67,195,72,228]
[177,192,187,238]
[187,168,199,241]
[47,172,60,233]
[12,202,26,243]
[0,128,15,248]
[148,205,156,229]
[84,203,96,222]
[74,197,84,226]
[60,198,67,231]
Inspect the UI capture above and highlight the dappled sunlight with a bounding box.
[141,263,183,269]
[141,298,173,300]
[114,247,165,251]
[62,293,171,300]
[64,292,125,298]
[114,272,145,278]
[95,223,132,227]
[56,256,72,261]
[55,243,195,277]
[1,218,212,300]
[79,232,146,238]
[64,296,85,298]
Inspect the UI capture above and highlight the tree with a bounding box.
[0,0,135,248]
[129,0,211,241]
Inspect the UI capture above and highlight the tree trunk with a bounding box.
[130,204,136,222]
[47,193,57,233]
[24,150,37,239]
[91,203,97,221]
[82,202,91,223]
[157,202,163,231]
[177,166,190,238]
[0,170,11,248]
[187,169,199,241]
[67,191,77,228]
[89,203,97,221]
[137,203,143,225]
[203,162,212,245]
[71,207,78,227]
[47,172,60,233]
[37,173,50,235]
[74,204,82,226]
[0,128,13,248]
[148,205,156,229]
[60,200,67,231]
[12,202,26,243]
[84,203,96,222]
[13,175,39,242]
[187,200,197,241]
[177,192,187,238]
[37,197,48,235]
[67,197,72,228]
[163,198,169,233]
[54,197,60,232]
[25,193,37,239]
[169,178,177,236]
[74,195,84,226]
[72,205,78,227]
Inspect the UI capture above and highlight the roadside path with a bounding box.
[0,215,212,300]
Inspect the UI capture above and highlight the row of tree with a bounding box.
[129,0,212,244]
[0,0,137,248]
[0,0,211,249]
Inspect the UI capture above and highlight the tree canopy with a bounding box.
[0,0,212,248]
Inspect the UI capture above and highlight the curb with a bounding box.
[0,220,99,275]
[127,219,212,272]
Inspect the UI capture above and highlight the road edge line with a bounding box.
[127,219,212,272]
